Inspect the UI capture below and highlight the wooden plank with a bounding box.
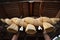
[39,2,44,17]
[22,2,29,17]
[29,2,33,17]
[42,2,60,17]
[33,2,40,17]
[42,0,59,1]
[18,2,23,18]
[34,0,42,2]
[9,0,18,1]
[3,2,20,18]
[0,5,7,18]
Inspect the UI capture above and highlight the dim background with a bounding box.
[0,0,60,40]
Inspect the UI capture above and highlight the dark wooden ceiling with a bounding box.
[0,0,60,18]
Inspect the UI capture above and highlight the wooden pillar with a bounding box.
[39,1,44,16]
[29,1,34,16]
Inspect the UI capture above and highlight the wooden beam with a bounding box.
[33,2,40,17]
[23,2,29,17]
[18,2,23,18]
[29,2,33,17]
[39,1,44,16]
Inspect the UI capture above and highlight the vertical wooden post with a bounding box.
[30,3,33,16]
[29,1,34,16]
[39,1,44,17]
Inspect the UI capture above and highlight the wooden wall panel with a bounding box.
[0,2,60,18]
[0,5,7,18]
[43,0,59,1]
[22,2,29,17]
[42,2,60,17]
[3,2,20,18]
[18,2,23,17]
[39,2,44,16]
[29,3,33,17]
[33,2,40,17]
